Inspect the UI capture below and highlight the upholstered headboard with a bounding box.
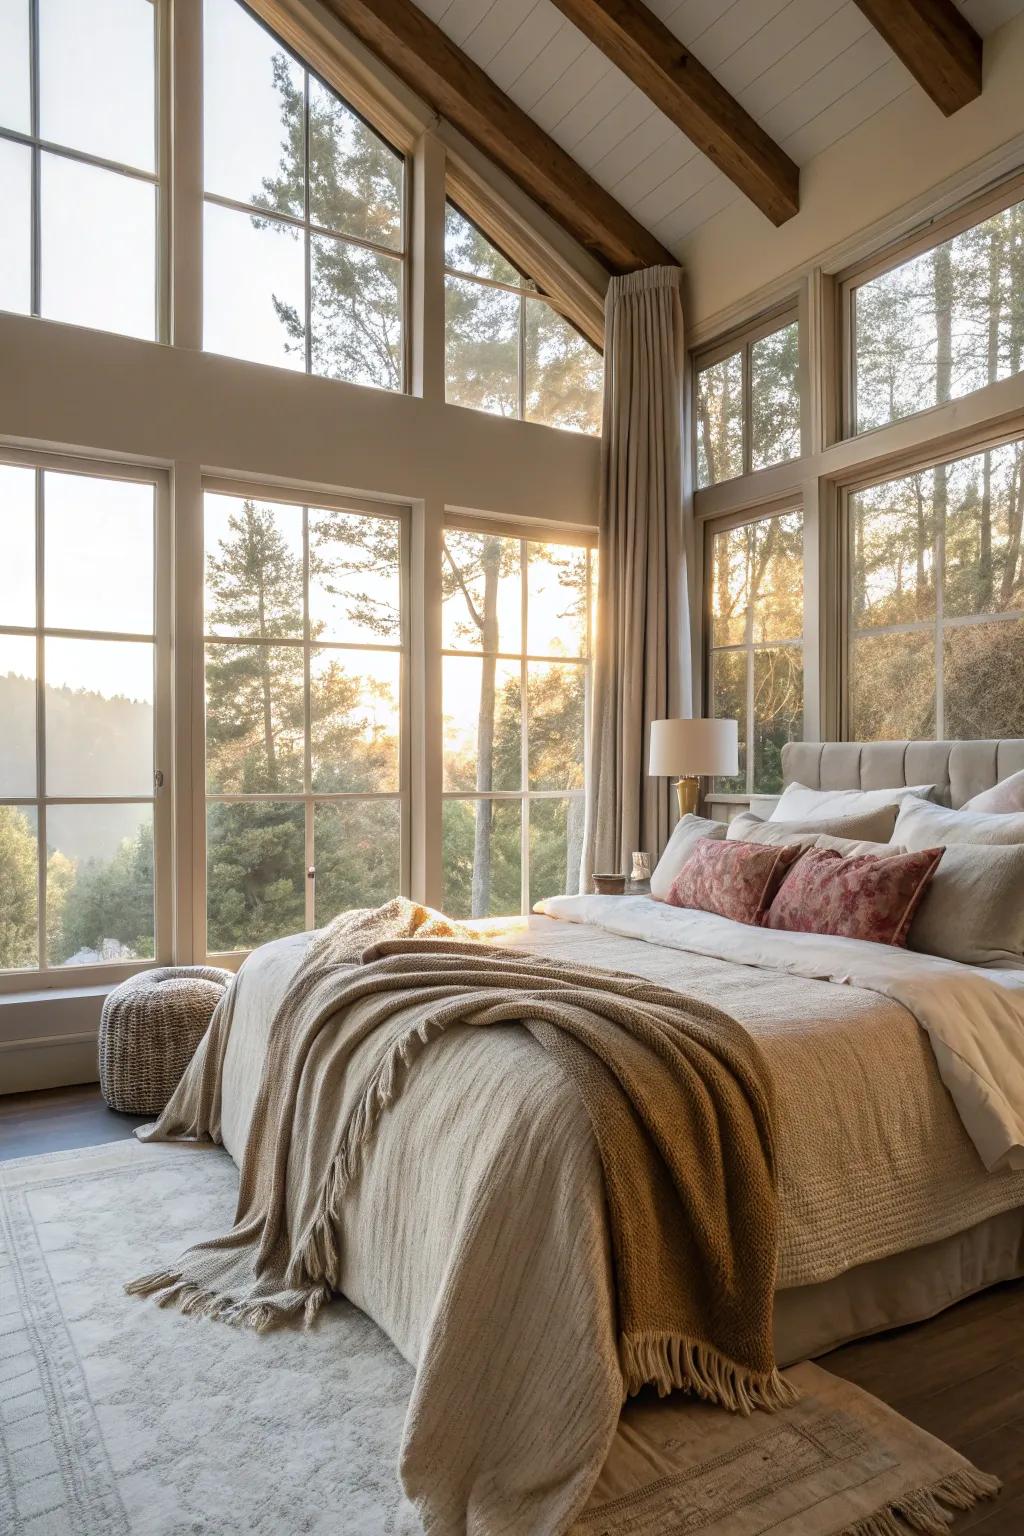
[781,740,1024,810]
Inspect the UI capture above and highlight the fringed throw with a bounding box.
[840,1465,1001,1535]
[129,898,788,1415]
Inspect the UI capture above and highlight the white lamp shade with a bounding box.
[649,717,739,777]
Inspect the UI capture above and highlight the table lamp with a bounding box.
[649,718,739,818]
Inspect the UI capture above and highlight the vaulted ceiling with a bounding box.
[323,0,1024,272]
[417,0,1023,256]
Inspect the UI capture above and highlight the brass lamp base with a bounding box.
[675,776,700,818]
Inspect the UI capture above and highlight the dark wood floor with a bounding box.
[2,1086,1022,1532]
[0,1082,149,1159]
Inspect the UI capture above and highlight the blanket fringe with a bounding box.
[620,1332,800,1415]
[839,1466,1000,1536]
[124,1269,330,1333]
[287,1017,450,1293]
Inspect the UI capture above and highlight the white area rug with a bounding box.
[1,1139,419,1536]
[0,1138,1003,1536]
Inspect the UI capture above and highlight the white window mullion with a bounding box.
[303,504,315,930]
[171,0,202,349]
[34,466,46,970]
[519,538,529,915]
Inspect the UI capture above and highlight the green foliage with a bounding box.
[0,808,37,970]
[252,53,403,388]
[206,800,306,954]
[52,823,154,964]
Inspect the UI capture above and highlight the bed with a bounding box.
[154,739,1024,1535]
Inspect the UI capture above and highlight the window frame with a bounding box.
[691,300,802,488]
[702,501,806,800]
[201,0,411,390]
[0,445,172,994]
[0,0,169,342]
[838,169,1024,441]
[440,514,596,916]
[196,474,411,966]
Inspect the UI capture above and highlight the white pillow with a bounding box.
[962,767,1024,813]
[770,781,935,822]
[894,796,1024,850]
[650,814,725,902]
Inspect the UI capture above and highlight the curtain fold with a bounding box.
[581,266,691,885]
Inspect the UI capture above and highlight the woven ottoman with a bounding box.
[99,966,233,1115]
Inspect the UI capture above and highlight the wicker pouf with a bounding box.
[99,966,233,1114]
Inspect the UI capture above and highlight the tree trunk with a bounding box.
[980,228,1002,610]
[1002,454,1024,609]
[471,538,501,917]
[698,392,716,484]
[932,244,953,632]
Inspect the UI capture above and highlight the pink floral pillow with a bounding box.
[667,837,805,926]
[765,846,944,947]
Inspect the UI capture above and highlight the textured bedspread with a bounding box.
[203,907,1024,1535]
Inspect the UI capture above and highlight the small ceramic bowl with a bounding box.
[592,872,627,895]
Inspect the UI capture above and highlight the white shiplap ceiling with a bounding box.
[416,0,1024,253]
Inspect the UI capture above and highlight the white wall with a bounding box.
[680,12,1024,335]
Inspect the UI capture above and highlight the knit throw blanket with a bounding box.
[128,899,793,1414]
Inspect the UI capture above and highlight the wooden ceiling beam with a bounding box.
[320,0,674,274]
[549,0,799,227]
[852,0,982,116]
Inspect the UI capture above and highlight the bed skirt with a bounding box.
[775,1204,1024,1364]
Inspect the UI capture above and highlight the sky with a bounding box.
[0,464,156,705]
[0,0,156,337]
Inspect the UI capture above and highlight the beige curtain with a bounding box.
[581,266,691,884]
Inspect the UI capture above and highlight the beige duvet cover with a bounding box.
[206,906,1024,1534]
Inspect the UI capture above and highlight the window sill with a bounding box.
[0,982,113,1008]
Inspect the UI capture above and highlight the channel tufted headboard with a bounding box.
[781,740,1024,810]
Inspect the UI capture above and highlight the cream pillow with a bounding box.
[908,842,1024,967]
[962,767,1024,813]
[650,814,726,902]
[728,805,901,846]
[894,796,1024,850]
[770,782,934,823]
[813,833,908,859]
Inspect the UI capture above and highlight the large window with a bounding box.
[695,314,801,488]
[0,456,168,980]
[851,194,1024,435]
[441,529,593,916]
[848,439,1024,741]
[203,487,405,955]
[0,0,159,338]
[202,0,405,387]
[444,203,603,434]
[707,510,804,794]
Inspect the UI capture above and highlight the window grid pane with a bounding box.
[202,0,406,389]
[443,200,601,434]
[203,490,405,955]
[3,0,160,338]
[441,530,591,917]
[848,439,1024,741]
[853,198,1024,435]
[0,464,161,977]
[695,318,801,488]
[708,510,804,794]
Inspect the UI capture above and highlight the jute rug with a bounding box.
[0,1138,1001,1536]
